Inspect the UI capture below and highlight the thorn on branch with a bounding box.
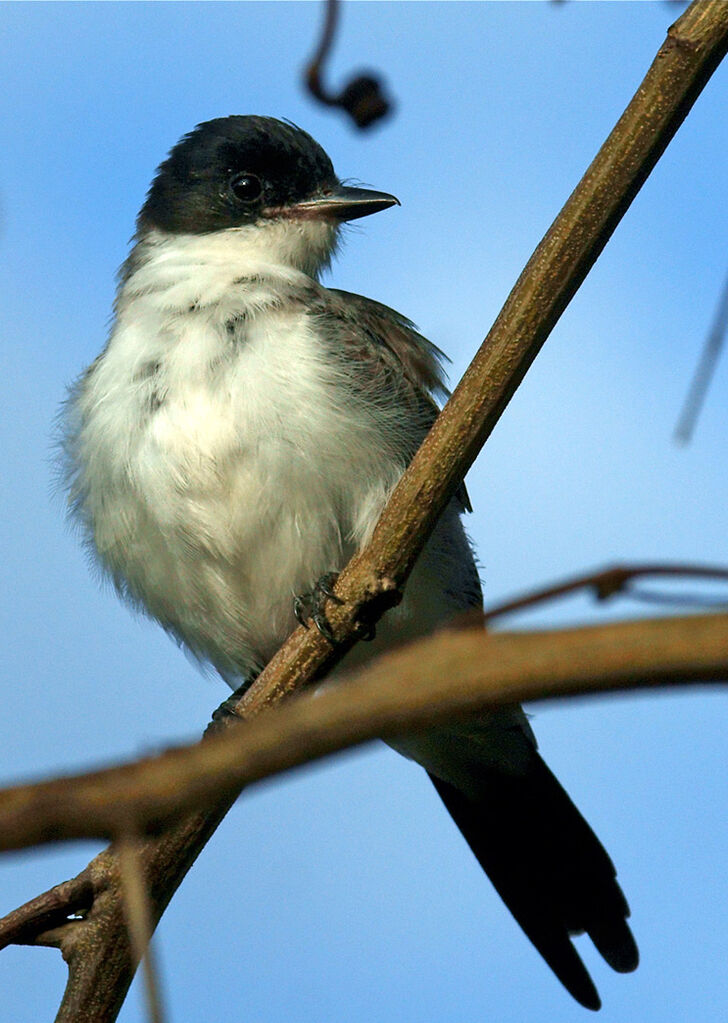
[304,0,394,129]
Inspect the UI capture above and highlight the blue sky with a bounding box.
[1,3,727,1021]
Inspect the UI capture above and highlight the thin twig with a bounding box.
[304,0,339,105]
[674,268,728,442]
[481,562,728,624]
[117,835,167,1023]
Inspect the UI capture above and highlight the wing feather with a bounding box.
[317,288,471,512]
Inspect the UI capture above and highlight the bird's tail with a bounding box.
[429,753,638,1010]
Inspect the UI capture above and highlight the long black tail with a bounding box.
[429,754,638,1010]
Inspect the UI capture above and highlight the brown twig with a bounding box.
[0,873,96,949]
[481,562,728,624]
[304,0,392,128]
[0,612,725,859]
[4,4,728,1020]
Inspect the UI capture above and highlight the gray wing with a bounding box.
[319,288,472,513]
[327,289,450,402]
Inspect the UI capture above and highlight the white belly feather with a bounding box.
[69,274,412,678]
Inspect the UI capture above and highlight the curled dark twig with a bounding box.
[304,0,393,128]
[481,562,728,625]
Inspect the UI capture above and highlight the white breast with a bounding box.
[67,233,409,679]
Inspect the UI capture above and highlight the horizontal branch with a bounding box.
[0,612,725,856]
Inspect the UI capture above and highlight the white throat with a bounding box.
[122,217,338,301]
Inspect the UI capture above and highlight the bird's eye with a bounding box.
[229,173,263,203]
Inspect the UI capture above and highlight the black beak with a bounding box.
[289,185,400,222]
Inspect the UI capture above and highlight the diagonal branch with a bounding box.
[227,0,728,722]
[0,612,725,856]
[4,3,728,1021]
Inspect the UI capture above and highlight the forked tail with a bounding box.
[429,753,638,1010]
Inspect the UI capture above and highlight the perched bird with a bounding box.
[63,115,638,1009]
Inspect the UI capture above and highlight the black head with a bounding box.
[137,116,397,236]
[139,116,336,234]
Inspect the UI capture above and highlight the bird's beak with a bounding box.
[288,185,400,222]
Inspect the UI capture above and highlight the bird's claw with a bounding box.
[294,572,378,645]
[294,572,345,645]
[355,620,377,642]
[205,675,258,736]
[293,594,310,630]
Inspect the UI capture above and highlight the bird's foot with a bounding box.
[294,571,379,644]
[294,572,345,644]
[205,675,258,736]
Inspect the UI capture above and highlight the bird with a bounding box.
[62,115,638,1010]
